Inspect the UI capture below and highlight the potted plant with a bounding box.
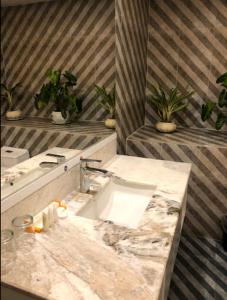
[1,82,22,120]
[148,84,194,133]
[34,69,82,124]
[94,84,116,129]
[201,72,227,130]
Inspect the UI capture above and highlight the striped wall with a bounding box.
[145,0,227,131]
[168,236,227,300]
[1,118,113,157]
[1,0,115,121]
[1,49,6,115]
[126,126,227,239]
[115,0,149,153]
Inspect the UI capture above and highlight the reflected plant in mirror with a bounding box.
[201,72,227,130]
[34,69,83,124]
[94,84,116,129]
[1,82,23,120]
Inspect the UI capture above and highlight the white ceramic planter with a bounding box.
[105,118,116,129]
[155,121,176,133]
[51,111,69,125]
[6,110,22,120]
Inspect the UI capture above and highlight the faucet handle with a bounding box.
[80,157,102,169]
[80,157,102,163]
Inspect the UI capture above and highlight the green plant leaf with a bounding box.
[148,84,194,122]
[94,84,116,117]
[201,101,216,121]
[11,82,22,93]
[34,69,81,117]
[60,108,67,119]
[47,69,61,85]
[215,112,227,130]
[63,71,77,85]
[218,89,227,108]
[216,72,227,88]
[1,81,22,110]
[171,103,188,113]
[0,83,7,91]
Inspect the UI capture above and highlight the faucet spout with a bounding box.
[80,158,112,193]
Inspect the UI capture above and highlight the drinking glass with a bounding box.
[1,229,16,274]
[12,214,35,252]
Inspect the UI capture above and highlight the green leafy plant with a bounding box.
[94,84,116,118]
[201,72,227,130]
[34,69,82,119]
[1,82,21,111]
[148,84,194,122]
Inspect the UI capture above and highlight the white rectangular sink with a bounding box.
[78,176,155,229]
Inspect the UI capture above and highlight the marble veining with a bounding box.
[1,155,191,300]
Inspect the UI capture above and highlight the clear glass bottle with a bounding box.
[1,229,16,274]
[12,214,35,251]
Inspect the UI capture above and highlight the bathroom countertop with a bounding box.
[1,155,191,300]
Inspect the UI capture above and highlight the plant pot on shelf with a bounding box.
[105,118,116,129]
[155,121,176,133]
[51,111,69,125]
[6,110,22,120]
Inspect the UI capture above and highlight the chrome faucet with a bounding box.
[39,153,66,168]
[80,158,112,193]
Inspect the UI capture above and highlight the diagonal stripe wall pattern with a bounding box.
[1,0,115,121]
[115,0,149,154]
[168,236,227,300]
[145,0,227,131]
[1,117,113,157]
[1,0,226,139]
[126,126,227,239]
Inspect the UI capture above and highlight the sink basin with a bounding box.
[1,168,47,199]
[78,176,155,229]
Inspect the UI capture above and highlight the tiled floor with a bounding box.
[168,236,227,300]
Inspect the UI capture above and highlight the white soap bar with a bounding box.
[57,207,68,219]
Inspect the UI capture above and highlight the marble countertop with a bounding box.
[1,155,191,300]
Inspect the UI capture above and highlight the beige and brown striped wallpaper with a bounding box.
[115,0,149,153]
[1,0,226,146]
[145,0,227,130]
[1,0,115,120]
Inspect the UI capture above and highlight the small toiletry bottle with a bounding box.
[43,208,49,232]
[33,212,43,233]
[53,202,59,223]
[48,204,54,227]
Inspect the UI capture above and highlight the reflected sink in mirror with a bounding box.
[78,176,156,229]
[1,147,81,201]
[1,168,48,199]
